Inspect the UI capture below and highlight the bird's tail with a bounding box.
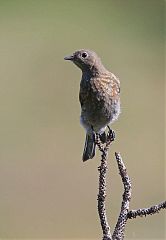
[82,133,96,162]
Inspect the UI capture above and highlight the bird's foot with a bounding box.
[107,126,115,142]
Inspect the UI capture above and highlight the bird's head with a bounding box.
[64,49,102,72]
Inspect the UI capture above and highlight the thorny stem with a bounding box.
[96,133,112,240]
[95,130,115,240]
[127,201,166,219]
[112,152,132,240]
[95,129,165,240]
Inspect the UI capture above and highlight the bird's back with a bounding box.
[79,71,120,133]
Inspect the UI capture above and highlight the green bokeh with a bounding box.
[0,0,165,239]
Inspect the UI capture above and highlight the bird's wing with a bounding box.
[79,72,120,106]
[93,72,120,100]
[110,73,120,98]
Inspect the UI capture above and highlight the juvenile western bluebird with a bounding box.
[64,49,120,161]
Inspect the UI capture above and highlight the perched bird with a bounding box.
[64,49,120,161]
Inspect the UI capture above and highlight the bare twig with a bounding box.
[96,134,112,240]
[112,152,132,240]
[95,130,165,240]
[127,201,166,219]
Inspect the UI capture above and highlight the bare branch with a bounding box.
[112,152,132,240]
[95,130,165,240]
[127,201,166,219]
[96,134,112,240]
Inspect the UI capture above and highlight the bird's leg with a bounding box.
[107,125,115,142]
[91,126,106,144]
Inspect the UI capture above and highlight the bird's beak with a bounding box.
[64,55,74,61]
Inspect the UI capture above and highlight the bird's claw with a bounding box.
[107,126,115,142]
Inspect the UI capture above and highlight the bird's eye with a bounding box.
[81,52,88,58]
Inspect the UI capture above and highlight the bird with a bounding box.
[64,49,120,162]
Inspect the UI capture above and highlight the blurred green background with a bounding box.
[0,0,165,239]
